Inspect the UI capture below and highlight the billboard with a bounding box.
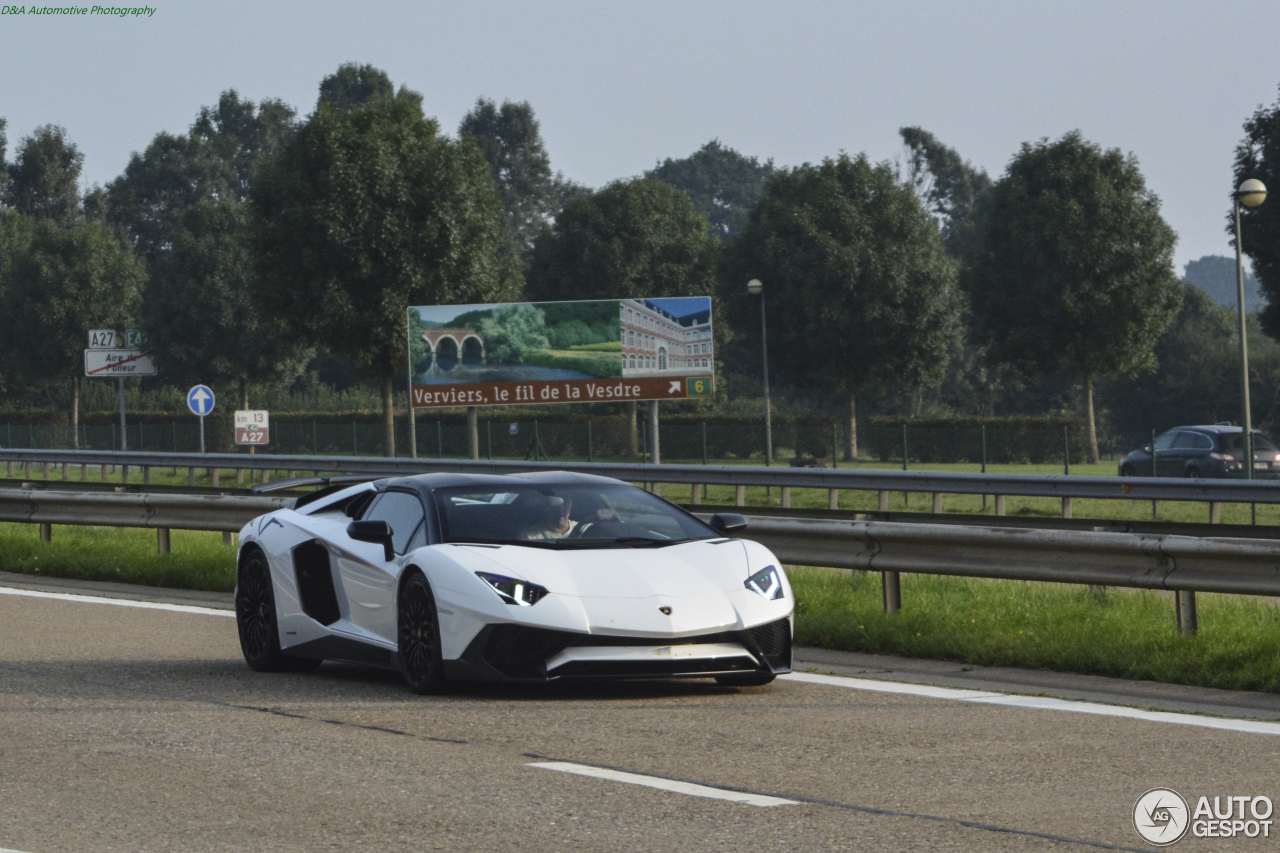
[409,297,714,409]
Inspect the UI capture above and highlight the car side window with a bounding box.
[362,491,426,556]
[1192,433,1213,450]
[1153,432,1177,452]
[1172,432,1199,449]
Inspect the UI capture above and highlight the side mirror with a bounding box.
[347,520,394,562]
[709,513,747,535]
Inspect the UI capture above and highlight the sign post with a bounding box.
[234,410,269,453]
[187,385,216,453]
[87,330,156,451]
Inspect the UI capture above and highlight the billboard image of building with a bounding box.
[620,298,714,378]
[408,297,714,409]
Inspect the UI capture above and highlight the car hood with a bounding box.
[448,539,751,634]
[457,539,749,597]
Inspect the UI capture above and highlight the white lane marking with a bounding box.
[528,761,799,807]
[0,848,36,852]
[783,671,1280,736]
[0,586,234,618]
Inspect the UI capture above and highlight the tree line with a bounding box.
[1,63,1276,460]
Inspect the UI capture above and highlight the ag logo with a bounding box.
[1134,788,1190,846]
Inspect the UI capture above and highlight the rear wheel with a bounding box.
[235,548,321,673]
[714,673,776,687]
[398,573,446,694]
[1186,466,1201,479]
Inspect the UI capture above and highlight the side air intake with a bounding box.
[292,540,340,626]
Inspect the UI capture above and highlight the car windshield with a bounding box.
[432,483,717,548]
[1220,434,1279,452]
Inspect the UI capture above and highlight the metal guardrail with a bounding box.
[0,488,287,533]
[0,485,1267,634]
[0,485,1273,592]
[728,515,1280,597]
[6,447,1280,505]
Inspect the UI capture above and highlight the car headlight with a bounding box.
[744,566,784,600]
[476,572,548,606]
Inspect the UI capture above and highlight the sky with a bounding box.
[3,0,1279,271]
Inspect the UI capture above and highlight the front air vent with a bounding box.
[482,625,578,679]
[746,618,791,669]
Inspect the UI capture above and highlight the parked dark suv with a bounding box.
[1118,425,1280,479]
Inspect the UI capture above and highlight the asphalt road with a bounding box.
[2,575,1279,852]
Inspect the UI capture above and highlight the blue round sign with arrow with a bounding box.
[187,385,215,417]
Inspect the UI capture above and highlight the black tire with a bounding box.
[714,673,776,687]
[398,572,446,694]
[235,548,322,673]
[1119,464,1135,477]
[1186,466,1201,479]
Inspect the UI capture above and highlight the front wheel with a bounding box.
[1119,464,1135,477]
[235,548,321,673]
[398,573,447,694]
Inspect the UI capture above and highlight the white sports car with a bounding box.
[236,472,793,693]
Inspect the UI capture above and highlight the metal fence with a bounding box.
[0,419,1164,467]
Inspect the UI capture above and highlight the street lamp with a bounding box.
[1234,178,1267,515]
[747,278,773,466]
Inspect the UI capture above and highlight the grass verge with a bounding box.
[790,567,1280,694]
[0,522,235,592]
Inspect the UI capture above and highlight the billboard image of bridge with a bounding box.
[408,297,714,409]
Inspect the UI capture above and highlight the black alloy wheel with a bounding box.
[715,673,776,687]
[398,573,446,694]
[235,548,321,673]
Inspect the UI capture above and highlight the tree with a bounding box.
[963,132,1182,462]
[1233,88,1280,339]
[317,63,395,112]
[3,125,83,224]
[253,67,515,456]
[106,90,296,263]
[104,91,299,406]
[899,127,992,258]
[726,154,960,460]
[0,216,144,435]
[647,140,773,240]
[1183,254,1263,311]
[479,304,550,362]
[144,200,312,408]
[525,178,718,301]
[0,118,8,199]
[1100,283,1243,431]
[459,98,557,259]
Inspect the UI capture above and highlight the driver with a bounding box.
[524,497,578,540]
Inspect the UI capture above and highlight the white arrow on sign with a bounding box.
[668,381,681,394]
[187,385,215,416]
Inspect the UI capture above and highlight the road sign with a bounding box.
[187,385,216,416]
[125,329,151,348]
[234,410,269,445]
[88,330,117,349]
[84,349,157,376]
[408,296,715,410]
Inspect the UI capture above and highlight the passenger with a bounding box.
[525,497,578,540]
[572,494,617,524]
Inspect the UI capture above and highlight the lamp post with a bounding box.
[747,279,772,466]
[1234,178,1267,520]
